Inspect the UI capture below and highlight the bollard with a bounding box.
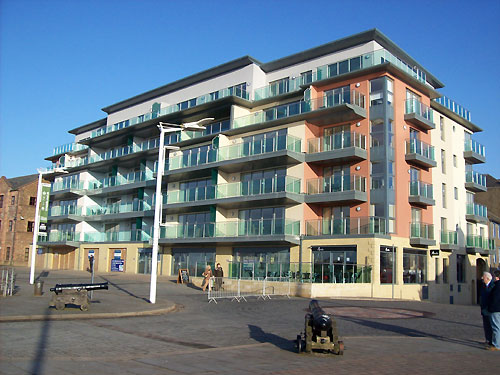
[34,280,44,296]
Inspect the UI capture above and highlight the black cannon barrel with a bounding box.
[50,282,108,293]
[309,299,333,331]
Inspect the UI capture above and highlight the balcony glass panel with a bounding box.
[440,230,458,245]
[466,203,487,217]
[405,139,435,160]
[305,217,386,236]
[306,175,366,194]
[465,171,486,187]
[409,181,433,198]
[464,139,486,157]
[410,223,434,240]
[405,98,433,121]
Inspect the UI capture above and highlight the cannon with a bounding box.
[296,299,344,354]
[49,282,108,311]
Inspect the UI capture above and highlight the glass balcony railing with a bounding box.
[85,199,153,216]
[168,134,301,171]
[464,139,486,157]
[90,88,249,139]
[433,96,471,122]
[83,230,151,242]
[410,222,434,240]
[52,142,88,156]
[51,180,85,192]
[405,139,435,160]
[253,77,304,101]
[405,98,433,122]
[465,171,487,187]
[39,231,81,243]
[307,132,366,153]
[49,206,82,217]
[165,186,216,204]
[466,235,493,250]
[466,203,487,218]
[440,230,458,245]
[409,181,433,199]
[160,218,300,239]
[306,175,366,194]
[88,170,154,190]
[305,217,386,236]
[233,90,365,130]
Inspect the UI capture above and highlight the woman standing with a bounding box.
[201,265,212,292]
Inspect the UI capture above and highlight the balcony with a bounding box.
[83,230,151,243]
[48,206,83,222]
[405,139,436,168]
[87,171,155,193]
[404,99,435,131]
[85,199,153,221]
[233,90,366,130]
[50,181,85,199]
[305,175,367,204]
[465,171,487,192]
[409,181,435,206]
[466,203,488,223]
[433,96,471,122]
[166,135,302,180]
[464,139,486,164]
[440,230,458,251]
[164,176,302,211]
[466,235,493,254]
[306,132,367,164]
[409,222,435,247]
[305,217,386,237]
[159,218,300,244]
[52,142,88,157]
[39,231,81,246]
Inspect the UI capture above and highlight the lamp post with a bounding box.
[29,168,67,285]
[149,118,213,304]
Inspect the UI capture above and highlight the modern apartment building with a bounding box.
[36,29,493,303]
[0,174,39,266]
[476,175,500,270]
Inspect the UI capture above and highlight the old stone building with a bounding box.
[0,174,39,265]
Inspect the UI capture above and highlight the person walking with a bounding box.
[201,265,212,292]
[487,269,500,351]
[213,263,224,291]
[480,272,494,347]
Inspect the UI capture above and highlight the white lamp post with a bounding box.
[149,118,214,304]
[30,167,67,285]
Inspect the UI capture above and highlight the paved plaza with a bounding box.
[1,268,499,374]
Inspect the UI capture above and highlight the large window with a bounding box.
[380,246,395,284]
[456,254,466,283]
[232,247,290,279]
[171,249,215,277]
[238,207,284,236]
[179,178,214,202]
[312,246,363,283]
[403,249,426,284]
[241,168,286,195]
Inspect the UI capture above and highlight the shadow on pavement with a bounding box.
[99,276,149,303]
[248,324,294,352]
[30,306,52,374]
[342,316,484,349]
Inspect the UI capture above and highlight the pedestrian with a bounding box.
[213,263,224,291]
[487,269,500,351]
[201,265,212,292]
[480,272,494,347]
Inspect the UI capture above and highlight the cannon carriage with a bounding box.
[49,282,108,311]
[296,299,344,355]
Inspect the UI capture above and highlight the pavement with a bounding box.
[1,267,500,374]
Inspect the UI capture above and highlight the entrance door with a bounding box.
[138,249,152,274]
[476,258,487,304]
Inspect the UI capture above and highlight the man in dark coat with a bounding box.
[487,270,500,351]
[480,272,494,346]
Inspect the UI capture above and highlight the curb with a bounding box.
[0,304,179,323]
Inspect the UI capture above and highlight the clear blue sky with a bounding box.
[1,0,499,178]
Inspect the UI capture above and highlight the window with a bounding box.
[435,258,440,284]
[269,78,289,96]
[9,220,13,231]
[442,183,447,208]
[456,254,466,283]
[441,149,446,174]
[5,247,10,261]
[403,249,426,284]
[0,195,3,208]
[11,196,15,205]
[29,197,36,206]
[300,70,313,85]
[440,116,445,141]
[453,154,457,167]
[27,221,35,232]
[443,258,449,283]
[380,246,395,284]
[454,187,458,200]
[24,248,29,262]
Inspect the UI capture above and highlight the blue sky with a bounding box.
[1,0,499,178]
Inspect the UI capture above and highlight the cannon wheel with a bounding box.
[55,301,65,311]
[80,303,89,311]
[296,335,302,353]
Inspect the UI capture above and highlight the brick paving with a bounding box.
[1,267,499,374]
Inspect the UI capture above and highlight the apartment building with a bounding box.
[476,175,500,270]
[0,175,39,266]
[36,29,492,303]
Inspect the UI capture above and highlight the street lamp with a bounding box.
[30,167,67,285]
[149,117,214,304]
